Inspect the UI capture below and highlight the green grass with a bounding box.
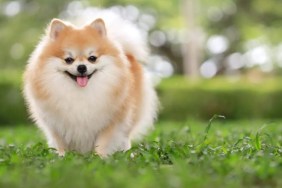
[1,119,282,188]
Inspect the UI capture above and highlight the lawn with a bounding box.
[0,118,282,188]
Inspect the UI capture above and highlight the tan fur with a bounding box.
[23,12,157,157]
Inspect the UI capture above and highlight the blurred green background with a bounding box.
[0,0,282,124]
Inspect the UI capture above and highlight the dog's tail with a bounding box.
[103,11,149,64]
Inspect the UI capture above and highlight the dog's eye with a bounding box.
[65,57,74,64]
[88,56,97,63]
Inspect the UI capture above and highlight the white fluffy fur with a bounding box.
[24,9,157,156]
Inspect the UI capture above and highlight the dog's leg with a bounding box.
[52,131,66,156]
[44,127,66,156]
[95,124,131,157]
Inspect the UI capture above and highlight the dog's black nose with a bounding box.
[77,65,87,74]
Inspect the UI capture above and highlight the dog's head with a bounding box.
[40,18,126,88]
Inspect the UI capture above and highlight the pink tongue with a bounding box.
[76,76,89,87]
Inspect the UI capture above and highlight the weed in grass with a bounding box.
[202,114,226,143]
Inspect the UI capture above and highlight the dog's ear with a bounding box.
[90,18,106,37]
[49,19,67,40]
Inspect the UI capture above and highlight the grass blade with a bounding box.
[202,114,225,143]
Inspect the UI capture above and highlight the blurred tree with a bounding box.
[181,0,202,79]
[199,0,282,77]
[0,0,71,69]
[0,0,282,78]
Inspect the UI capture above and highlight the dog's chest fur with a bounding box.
[33,67,129,153]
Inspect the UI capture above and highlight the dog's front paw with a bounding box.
[56,149,65,157]
[95,138,131,158]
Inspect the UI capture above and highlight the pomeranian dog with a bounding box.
[23,10,158,157]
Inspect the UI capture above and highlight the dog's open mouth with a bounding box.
[64,70,97,87]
